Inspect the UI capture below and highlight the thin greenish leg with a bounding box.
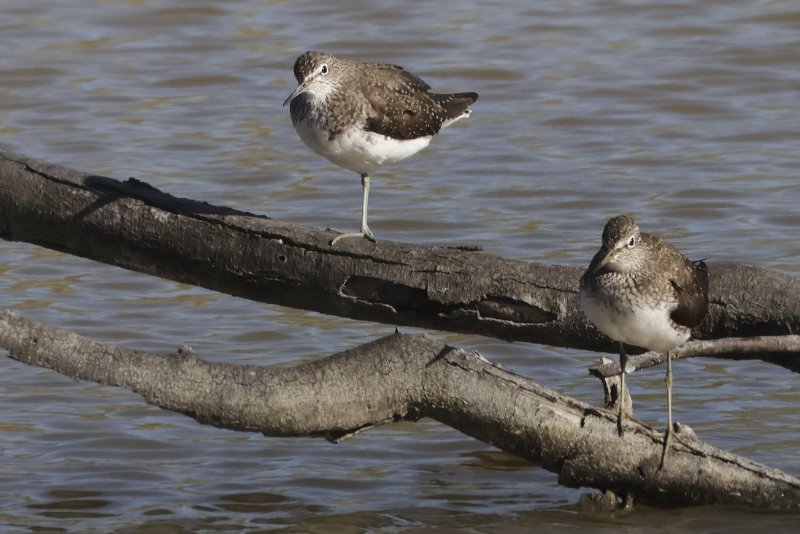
[660,350,673,468]
[618,342,627,437]
[331,173,376,245]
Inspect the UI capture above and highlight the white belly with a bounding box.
[579,290,690,352]
[294,119,432,174]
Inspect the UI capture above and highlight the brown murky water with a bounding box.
[1,0,799,531]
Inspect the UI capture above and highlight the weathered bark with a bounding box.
[2,148,799,354]
[1,310,797,510]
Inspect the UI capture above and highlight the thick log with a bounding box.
[2,148,799,354]
[1,309,798,510]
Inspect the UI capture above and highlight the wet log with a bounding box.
[1,309,797,510]
[2,148,800,358]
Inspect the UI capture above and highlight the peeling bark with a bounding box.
[2,148,799,355]
[1,310,798,510]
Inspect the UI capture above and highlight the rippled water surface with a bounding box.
[1,0,799,531]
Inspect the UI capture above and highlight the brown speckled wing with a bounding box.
[639,233,709,329]
[370,63,433,93]
[670,258,709,328]
[361,64,477,140]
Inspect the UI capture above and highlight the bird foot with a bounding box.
[659,423,691,469]
[329,230,376,246]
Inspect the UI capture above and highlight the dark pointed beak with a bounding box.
[283,81,309,107]
[592,248,615,273]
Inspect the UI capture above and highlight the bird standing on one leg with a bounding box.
[283,51,478,245]
[579,214,709,466]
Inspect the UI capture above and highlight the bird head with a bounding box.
[283,51,340,106]
[590,214,646,273]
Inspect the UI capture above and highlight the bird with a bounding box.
[579,214,709,465]
[283,51,478,245]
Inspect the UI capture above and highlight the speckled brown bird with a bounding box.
[579,214,709,465]
[283,51,478,245]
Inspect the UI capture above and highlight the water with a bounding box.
[1,0,799,531]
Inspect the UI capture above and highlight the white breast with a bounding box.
[579,290,690,352]
[294,118,432,174]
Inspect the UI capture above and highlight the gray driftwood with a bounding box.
[590,336,800,407]
[1,310,798,510]
[1,148,800,356]
[2,149,800,510]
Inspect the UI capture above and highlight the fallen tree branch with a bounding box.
[590,335,800,380]
[2,148,799,355]
[0,309,797,510]
[588,335,800,410]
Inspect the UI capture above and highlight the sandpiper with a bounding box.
[579,214,709,464]
[283,51,478,245]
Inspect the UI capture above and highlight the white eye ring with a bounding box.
[320,64,328,75]
[627,237,636,248]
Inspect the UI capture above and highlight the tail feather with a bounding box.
[431,92,479,122]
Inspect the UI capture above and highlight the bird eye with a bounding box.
[320,64,328,75]
[627,237,636,248]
